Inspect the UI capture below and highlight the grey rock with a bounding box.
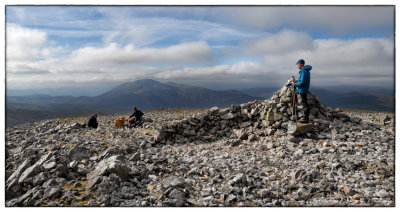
[68,145,91,161]
[169,188,186,207]
[98,147,119,161]
[226,194,237,203]
[32,189,44,200]
[148,174,158,181]
[8,187,39,206]
[318,147,328,153]
[266,128,275,136]
[221,113,235,120]
[129,152,140,161]
[43,179,58,188]
[43,186,62,200]
[248,134,258,142]
[42,161,57,170]
[88,200,99,206]
[294,149,304,157]
[87,155,130,189]
[240,122,250,129]
[233,129,248,140]
[19,153,51,183]
[162,176,186,189]
[33,172,48,186]
[201,188,212,196]
[140,140,147,149]
[6,158,31,185]
[376,189,390,198]
[287,122,313,136]
[230,139,241,147]
[258,189,271,198]
[233,173,247,184]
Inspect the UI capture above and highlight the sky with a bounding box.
[5,5,395,95]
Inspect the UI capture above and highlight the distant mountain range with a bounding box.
[68,79,258,111]
[6,79,394,127]
[6,79,259,127]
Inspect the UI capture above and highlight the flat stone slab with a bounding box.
[287,122,313,136]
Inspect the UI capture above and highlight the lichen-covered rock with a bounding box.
[287,122,314,136]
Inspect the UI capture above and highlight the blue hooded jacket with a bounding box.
[294,65,312,94]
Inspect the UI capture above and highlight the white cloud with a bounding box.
[6,24,47,61]
[155,61,266,80]
[242,31,394,88]
[311,38,393,67]
[6,27,394,90]
[98,15,259,48]
[6,24,214,78]
[66,41,213,67]
[258,36,393,69]
[241,29,315,55]
[95,6,393,35]
[7,61,51,75]
[213,6,394,34]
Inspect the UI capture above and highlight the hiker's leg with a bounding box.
[301,93,309,121]
[128,119,135,128]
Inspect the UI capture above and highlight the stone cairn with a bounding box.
[155,78,353,143]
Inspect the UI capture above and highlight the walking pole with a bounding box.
[291,76,297,122]
[293,89,297,122]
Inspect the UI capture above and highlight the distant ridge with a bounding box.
[6,79,394,127]
[6,107,104,128]
[77,79,260,110]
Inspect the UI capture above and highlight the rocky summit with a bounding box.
[5,79,394,207]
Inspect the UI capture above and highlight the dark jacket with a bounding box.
[294,65,312,94]
[87,115,98,129]
[129,110,144,121]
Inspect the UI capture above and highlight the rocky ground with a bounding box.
[5,83,395,207]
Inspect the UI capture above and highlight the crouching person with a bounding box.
[127,106,144,128]
[87,114,98,129]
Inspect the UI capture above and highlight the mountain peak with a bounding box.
[133,79,160,84]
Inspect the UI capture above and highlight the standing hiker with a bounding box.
[127,106,144,128]
[291,59,312,123]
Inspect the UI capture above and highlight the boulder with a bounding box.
[162,176,186,189]
[287,122,314,136]
[233,129,248,140]
[68,145,91,161]
[168,189,186,207]
[220,113,235,120]
[43,186,62,200]
[6,158,31,186]
[18,153,51,183]
[87,155,130,189]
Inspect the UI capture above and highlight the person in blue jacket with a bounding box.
[291,59,312,123]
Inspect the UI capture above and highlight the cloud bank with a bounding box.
[5,6,395,91]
